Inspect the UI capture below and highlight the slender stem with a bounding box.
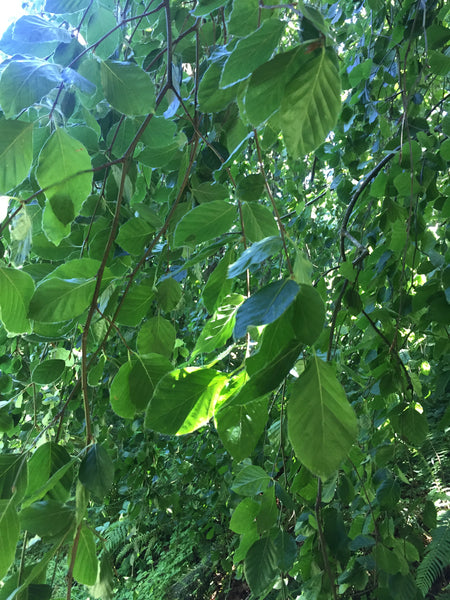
[340,150,397,261]
[66,523,82,600]
[253,130,293,275]
[315,478,337,600]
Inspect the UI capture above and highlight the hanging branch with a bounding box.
[253,130,293,275]
[340,150,397,261]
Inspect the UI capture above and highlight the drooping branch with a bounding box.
[340,150,397,261]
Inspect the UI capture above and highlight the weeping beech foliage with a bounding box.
[0,0,448,598]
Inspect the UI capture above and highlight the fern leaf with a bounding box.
[416,526,450,595]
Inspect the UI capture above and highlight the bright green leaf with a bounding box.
[0,500,20,579]
[287,355,357,479]
[100,61,155,116]
[174,200,236,247]
[280,47,341,157]
[220,19,284,88]
[0,120,33,194]
[0,267,34,334]
[71,525,98,585]
[145,368,225,434]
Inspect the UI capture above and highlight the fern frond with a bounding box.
[416,526,450,595]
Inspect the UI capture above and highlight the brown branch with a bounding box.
[66,523,82,600]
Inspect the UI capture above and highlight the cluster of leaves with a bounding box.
[0,0,449,598]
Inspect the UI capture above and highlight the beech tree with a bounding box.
[0,0,449,598]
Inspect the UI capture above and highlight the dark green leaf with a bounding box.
[228,236,282,278]
[274,531,297,572]
[31,359,65,385]
[234,279,299,338]
[244,537,278,596]
[78,444,114,500]
[19,500,75,538]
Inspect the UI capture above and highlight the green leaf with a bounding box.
[145,368,225,434]
[192,294,244,357]
[174,200,236,247]
[137,317,176,358]
[31,359,65,385]
[287,356,358,479]
[241,202,278,242]
[100,61,155,116]
[156,277,182,312]
[0,500,20,580]
[70,525,98,586]
[244,537,278,595]
[392,407,429,446]
[229,498,261,534]
[220,19,285,88]
[236,173,265,202]
[376,478,401,509]
[0,120,33,194]
[280,47,341,157]
[216,394,269,461]
[228,236,283,278]
[78,444,114,500]
[234,279,299,338]
[115,278,154,326]
[29,277,95,323]
[0,267,35,334]
[203,249,234,313]
[13,16,72,43]
[36,129,92,245]
[116,217,155,256]
[274,531,297,572]
[24,442,73,506]
[198,59,239,113]
[110,354,172,418]
[192,0,228,17]
[256,487,277,533]
[227,0,259,37]
[0,454,27,503]
[19,500,75,538]
[0,59,62,118]
[231,465,271,496]
[244,47,302,126]
[86,8,120,60]
[191,181,230,204]
[45,0,91,12]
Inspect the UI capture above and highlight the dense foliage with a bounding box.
[0,0,449,598]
